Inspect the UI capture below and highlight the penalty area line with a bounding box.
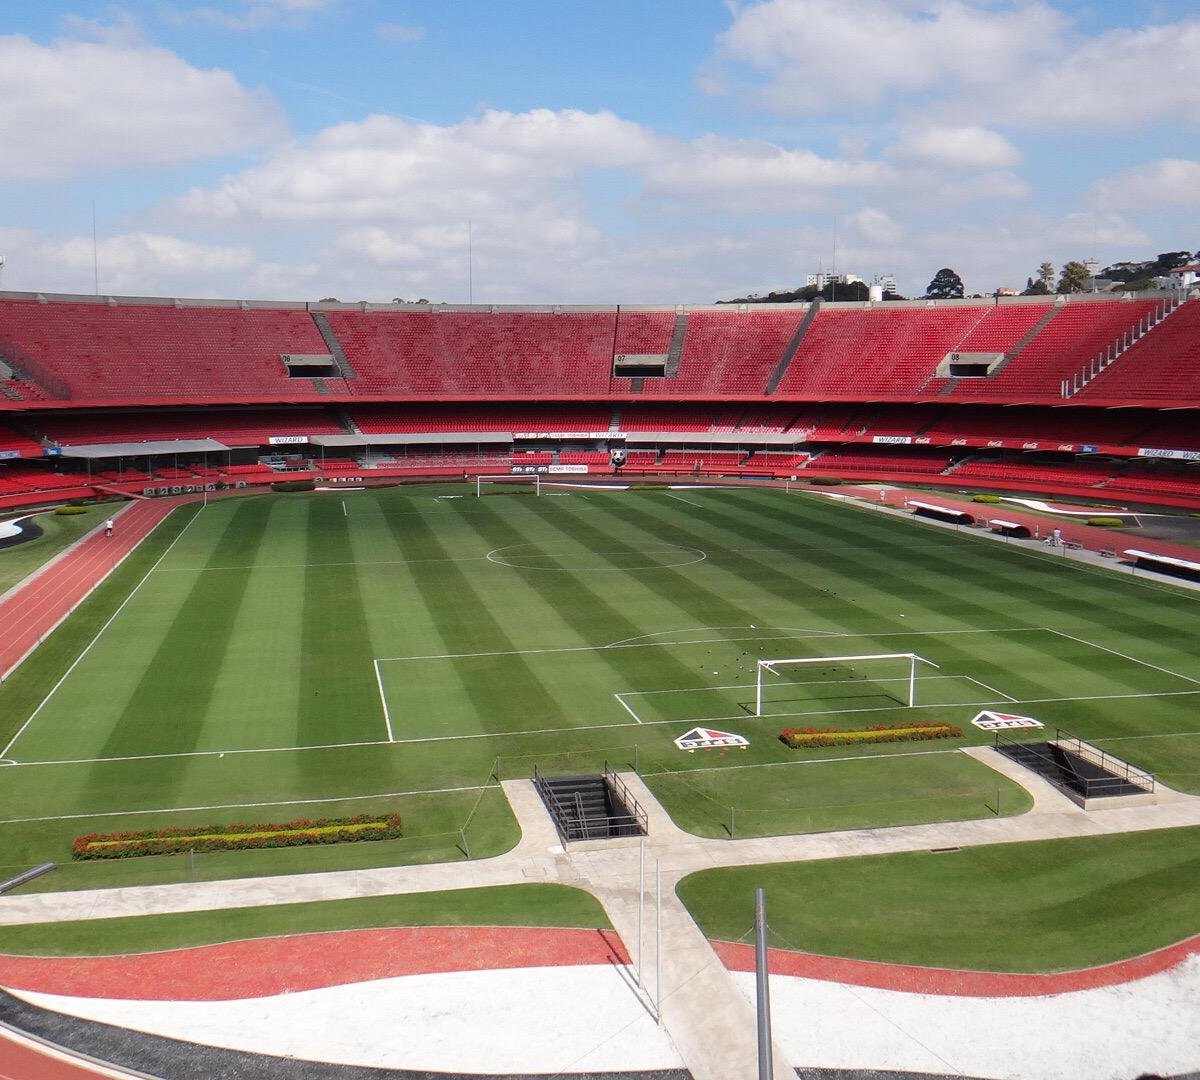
[613,694,644,724]
[374,659,395,742]
[1047,629,1200,688]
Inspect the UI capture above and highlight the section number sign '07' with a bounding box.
[674,727,750,751]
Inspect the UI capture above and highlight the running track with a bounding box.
[0,499,185,684]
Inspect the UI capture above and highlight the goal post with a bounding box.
[473,474,541,496]
[755,652,939,716]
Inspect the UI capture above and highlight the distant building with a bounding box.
[805,272,864,288]
[995,286,1019,297]
[1157,265,1200,290]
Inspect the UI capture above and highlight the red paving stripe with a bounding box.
[713,933,1200,997]
[0,927,630,1002]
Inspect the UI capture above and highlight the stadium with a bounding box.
[0,285,1197,1079]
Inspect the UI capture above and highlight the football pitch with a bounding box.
[2,482,1199,889]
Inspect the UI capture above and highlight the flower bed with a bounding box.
[72,813,403,860]
[779,722,962,749]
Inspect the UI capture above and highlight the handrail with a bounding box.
[1054,729,1155,792]
[994,730,1154,797]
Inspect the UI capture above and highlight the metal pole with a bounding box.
[637,838,645,988]
[655,858,663,1025]
[755,887,774,1080]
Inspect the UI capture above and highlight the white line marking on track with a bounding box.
[1,504,205,762]
[613,694,644,724]
[374,659,395,742]
[603,625,835,648]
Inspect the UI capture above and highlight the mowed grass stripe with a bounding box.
[459,498,740,724]
[193,498,309,753]
[297,497,383,749]
[379,500,566,737]
[93,498,274,760]
[516,495,790,637]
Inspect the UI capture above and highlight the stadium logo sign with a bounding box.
[674,727,749,752]
[970,710,1044,731]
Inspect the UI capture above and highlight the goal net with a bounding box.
[754,652,938,716]
[474,474,541,496]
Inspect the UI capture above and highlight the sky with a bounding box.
[0,0,1196,304]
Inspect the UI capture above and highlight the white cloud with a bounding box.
[1003,20,1200,128]
[890,125,1021,170]
[710,0,1200,130]
[710,0,1064,112]
[377,22,425,44]
[852,208,903,246]
[0,29,284,179]
[642,135,893,203]
[1088,159,1200,210]
[169,0,337,31]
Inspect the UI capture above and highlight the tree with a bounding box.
[925,267,964,299]
[1022,275,1049,296]
[1056,261,1090,294]
[1038,262,1055,292]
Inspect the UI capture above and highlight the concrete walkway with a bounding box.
[3,755,1200,1079]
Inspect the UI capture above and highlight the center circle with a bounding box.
[486,544,706,571]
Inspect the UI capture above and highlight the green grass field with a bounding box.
[677,826,1200,971]
[1,482,1198,891]
[0,883,609,956]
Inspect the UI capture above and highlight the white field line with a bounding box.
[613,694,645,724]
[1,505,205,761]
[342,498,348,517]
[7,736,392,769]
[388,698,1010,745]
[0,502,165,683]
[664,492,707,509]
[1097,730,1200,743]
[654,747,962,775]
[619,674,971,699]
[962,675,1018,703]
[154,554,490,573]
[375,626,1042,664]
[373,659,395,742]
[603,625,836,648]
[1048,629,1200,688]
[12,690,1199,766]
[0,784,487,827]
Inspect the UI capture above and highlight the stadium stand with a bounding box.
[808,447,956,474]
[31,408,343,447]
[943,298,1161,399]
[1074,298,1200,403]
[0,290,1197,509]
[776,305,982,396]
[0,299,336,401]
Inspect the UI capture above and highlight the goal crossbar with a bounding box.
[474,474,541,496]
[755,652,939,716]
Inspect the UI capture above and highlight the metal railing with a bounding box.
[994,729,1154,798]
[1053,729,1155,793]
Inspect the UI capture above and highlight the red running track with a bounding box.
[0,926,630,1001]
[0,499,185,685]
[715,933,1200,997]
